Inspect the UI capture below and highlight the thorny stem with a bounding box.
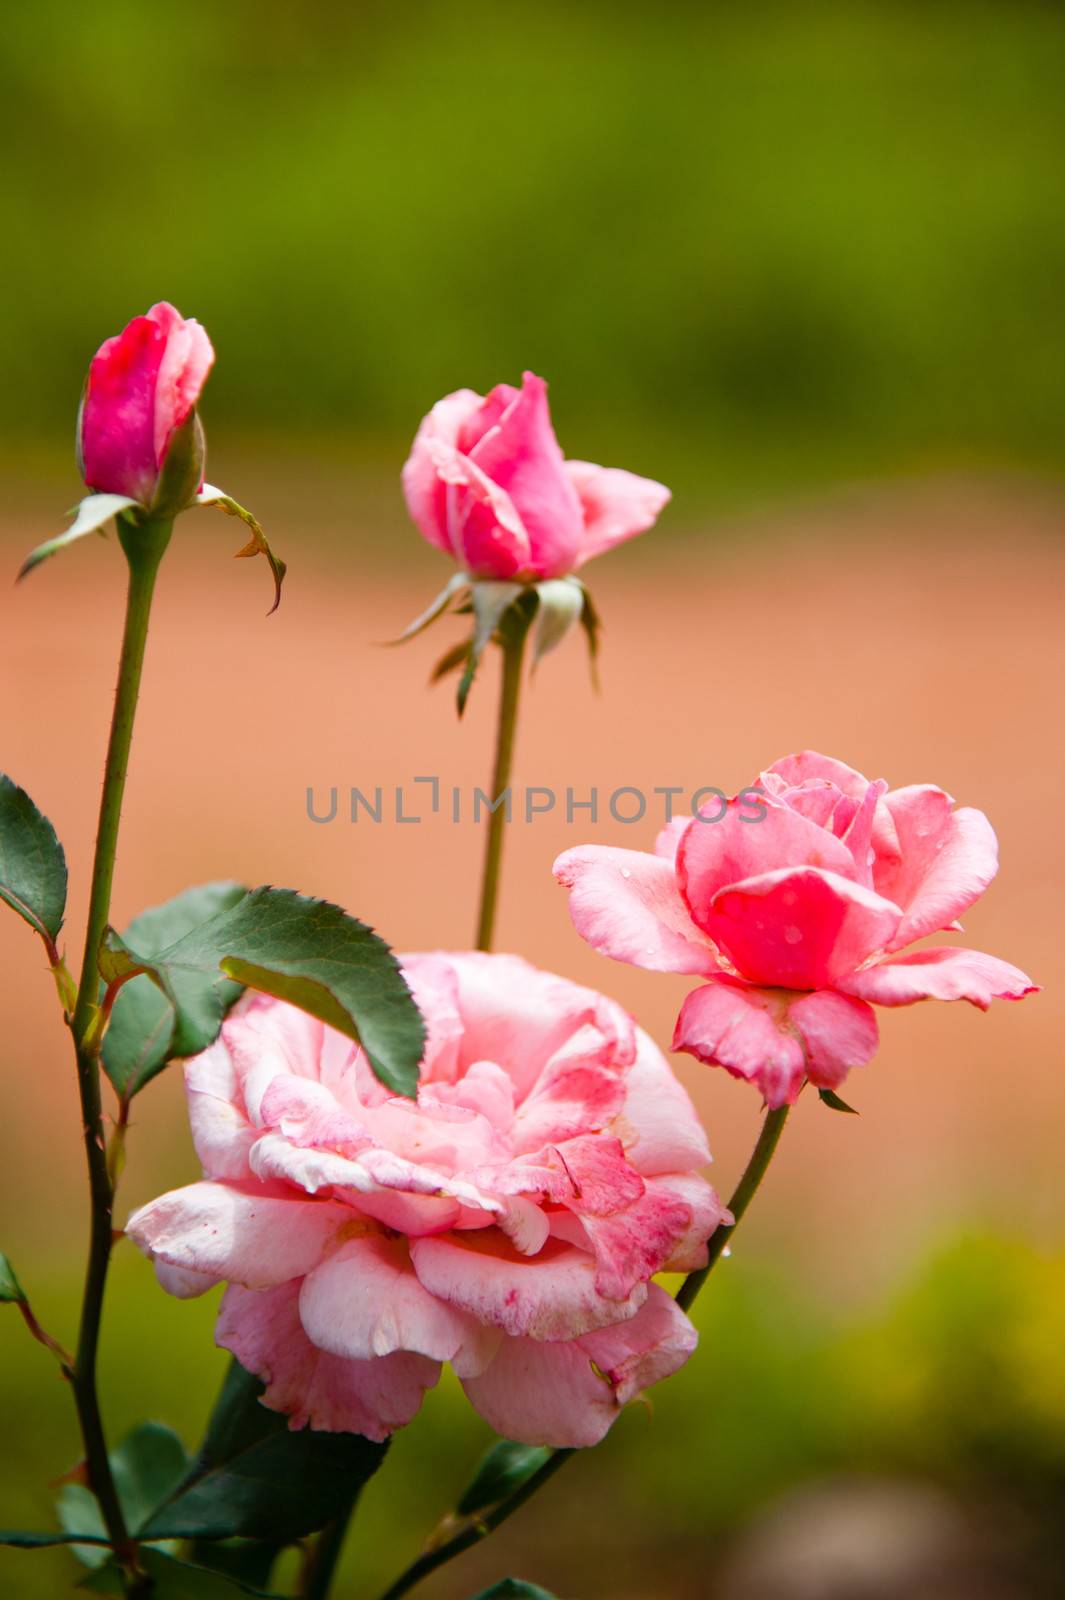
[67,516,171,1587]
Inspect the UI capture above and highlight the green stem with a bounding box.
[301,1493,360,1600]
[68,516,172,1576]
[374,1451,571,1600]
[676,1104,790,1313]
[373,1103,791,1600]
[474,605,532,952]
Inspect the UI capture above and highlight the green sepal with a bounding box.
[196,486,286,614]
[17,494,139,581]
[468,1582,560,1599]
[0,1252,26,1303]
[456,1441,552,1518]
[818,1087,859,1114]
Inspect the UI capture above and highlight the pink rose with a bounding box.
[555,751,1038,1109]
[126,953,724,1447]
[401,372,670,580]
[78,302,214,509]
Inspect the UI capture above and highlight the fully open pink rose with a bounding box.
[78,302,214,506]
[127,953,724,1447]
[555,751,1038,1109]
[401,372,670,580]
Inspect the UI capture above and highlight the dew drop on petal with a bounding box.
[784,925,803,945]
[621,868,632,880]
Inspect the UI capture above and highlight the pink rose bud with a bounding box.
[78,302,214,514]
[402,371,670,581]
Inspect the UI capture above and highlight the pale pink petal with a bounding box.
[787,989,880,1090]
[873,787,1000,949]
[566,459,671,565]
[761,751,872,800]
[400,388,485,555]
[152,1259,221,1299]
[400,954,465,1086]
[436,442,532,576]
[554,845,721,976]
[677,799,860,931]
[654,815,692,860]
[184,1036,255,1181]
[571,1180,693,1299]
[510,1028,627,1153]
[409,1232,645,1339]
[149,302,213,467]
[426,1060,515,1129]
[704,867,903,989]
[611,1028,712,1175]
[652,1173,731,1271]
[673,978,807,1108]
[126,1181,348,1289]
[838,947,1039,1009]
[437,951,636,1100]
[467,373,584,577]
[298,1232,499,1376]
[461,1284,696,1447]
[217,1281,438,1439]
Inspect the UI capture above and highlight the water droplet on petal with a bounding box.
[784,925,803,945]
[620,868,632,880]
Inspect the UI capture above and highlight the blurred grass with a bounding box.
[1,1,1064,516]
[4,1234,1064,1595]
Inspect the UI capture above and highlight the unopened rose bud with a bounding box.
[402,371,670,582]
[78,301,214,513]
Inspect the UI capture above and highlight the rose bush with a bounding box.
[402,371,670,581]
[78,301,214,510]
[555,750,1037,1108]
[127,952,725,1447]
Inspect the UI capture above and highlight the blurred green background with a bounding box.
[2,3,1063,1597]
[2,0,1064,509]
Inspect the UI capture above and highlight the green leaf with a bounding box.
[83,1548,283,1597]
[0,773,67,952]
[17,493,138,581]
[531,578,583,664]
[196,486,286,615]
[58,1422,188,1568]
[187,1539,286,1591]
[818,1087,860,1114]
[0,1529,110,1548]
[457,581,526,715]
[102,882,248,1098]
[111,1422,189,1533]
[468,1582,559,1599]
[142,1360,389,1542]
[0,1251,26,1303]
[101,886,425,1098]
[456,1441,552,1517]
[56,1484,110,1570]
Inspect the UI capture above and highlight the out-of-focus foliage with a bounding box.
[4,1234,1063,1594]
[2,1,1064,509]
